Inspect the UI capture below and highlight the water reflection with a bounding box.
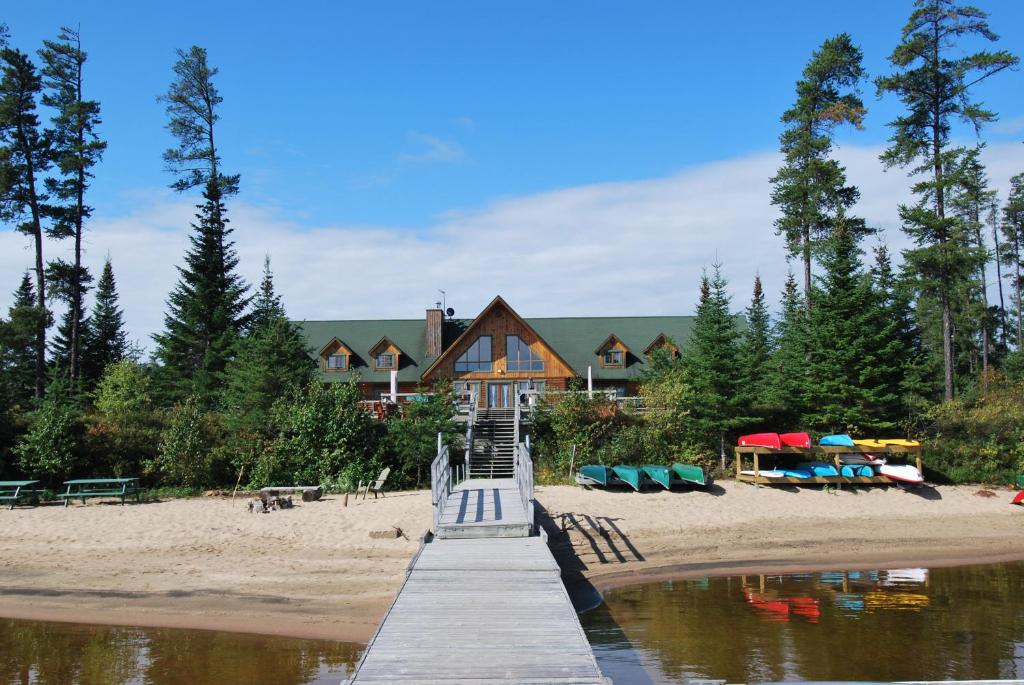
[580,562,1024,683]
[0,619,362,684]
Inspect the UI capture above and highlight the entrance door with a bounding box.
[487,382,512,408]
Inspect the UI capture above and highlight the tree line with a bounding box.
[2,1,1023,490]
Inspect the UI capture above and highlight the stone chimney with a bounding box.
[425,305,443,357]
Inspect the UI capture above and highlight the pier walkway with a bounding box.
[347,398,608,684]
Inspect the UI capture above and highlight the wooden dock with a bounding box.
[435,478,532,539]
[348,536,608,684]
[348,427,608,684]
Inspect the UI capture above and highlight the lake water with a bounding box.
[0,619,362,684]
[5,562,1023,683]
[579,561,1024,683]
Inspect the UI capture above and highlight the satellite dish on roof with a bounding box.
[446,307,455,317]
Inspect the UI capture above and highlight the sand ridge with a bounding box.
[0,482,1021,641]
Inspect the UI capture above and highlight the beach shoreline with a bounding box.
[1,483,1021,642]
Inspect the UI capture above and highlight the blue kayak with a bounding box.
[779,468,813,479]
[798,462,839,477]
[820,434,855,447]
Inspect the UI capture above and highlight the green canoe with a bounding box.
[577,465,626,487]
[1017,474,1024,489]
[671,462,707,487]
[642,465,673,489]
[611,465,646,491]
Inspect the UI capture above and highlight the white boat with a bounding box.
[740,469,786,478]
[879,463,924,485]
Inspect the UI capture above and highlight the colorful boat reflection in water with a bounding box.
[580,562,1024,683]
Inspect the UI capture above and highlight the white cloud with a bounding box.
[992,114,1024,136]
[1,141,1020,354]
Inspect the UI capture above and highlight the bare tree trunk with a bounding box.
[802,225,812,310]
[992,201,1008,351]
[932,26,953,401]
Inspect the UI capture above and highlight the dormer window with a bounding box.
[327,353,348,370]
[595,334,629,368]
[455,336,492,372]
[369,336,403,372]
[376,353,395,370]
[603,350,624,367]
[320,338,353,372]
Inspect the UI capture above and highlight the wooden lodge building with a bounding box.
[297,296,695,407]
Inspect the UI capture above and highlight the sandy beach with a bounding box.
[0,482,1021,642]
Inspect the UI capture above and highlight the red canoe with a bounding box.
[779,432,811,449]
[1012,491,1024,506]
[738,433,782,449]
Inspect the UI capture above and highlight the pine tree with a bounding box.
[82,258,128,384]
[876,0,1018,400]
[40,27,106,390]
[0,48,51,398]
[0,273,45,408]
[1003,174,1024,351]
[153,182,250,404]
[948,147,997,383]
[805,219,900,433]
[738,275,772,423]
[680,263,746,451]
[770,33,868,307]
[766,273,809,427]
[221,258,313,434]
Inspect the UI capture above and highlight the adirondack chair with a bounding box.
[360,467,391,500]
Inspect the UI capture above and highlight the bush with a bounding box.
[383,381,461,488]
[14,391,82,484]
[151,395,225,488]
[85,361,162,477]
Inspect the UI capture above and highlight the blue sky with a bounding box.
[2,1,1024,346]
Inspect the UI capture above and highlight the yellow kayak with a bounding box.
[878,438,920,447]
[853,439,886,449]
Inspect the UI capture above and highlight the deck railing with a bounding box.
[515,435,535,532]
[462,389,477,478]
[430,432,451,531]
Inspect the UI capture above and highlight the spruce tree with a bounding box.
[770,33,868,306]
[738,275,772,423]
[222,258,313,434]
[805,219,900,433]
[680,264,746,451]
[0,48,51,398]
[83,258,128,384]
[1003,174,1024,351]
[0,273,45,407]
[766,273,809,427]
[153,181,250,404]
[39,27,106,390]
[877,0,1018,400]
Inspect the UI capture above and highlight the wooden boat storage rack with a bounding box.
[734,444,924,486]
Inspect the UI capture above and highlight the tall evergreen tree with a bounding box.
[1003,174,1024,351]
[766,272,809,426]
[39,27,106,390]
[738,274,772,422]
[153,46,248,404]
[876,0,1018,400]
[83,258,128,384]
[0,48,51,398]
[222,257,313,434]
[153,182,250,404]
[0,273,45,407]
[805,219,900,432]
[680,264,746,451]
[770,33,868,307]
[948,146,996,382]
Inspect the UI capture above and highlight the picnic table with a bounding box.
[60,478,141,507]
[0,480,42,510]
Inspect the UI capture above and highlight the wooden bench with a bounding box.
[59,478,142,507]
[0,480,43,510]
[260,486,323,502]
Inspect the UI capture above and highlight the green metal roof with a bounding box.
[295,314,696,384]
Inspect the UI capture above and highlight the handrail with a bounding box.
[515,436,535,532]
[462,389,477,479]
[430,432,451,531]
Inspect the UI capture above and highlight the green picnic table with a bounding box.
[0,480,42,510]
[60,478,141,507]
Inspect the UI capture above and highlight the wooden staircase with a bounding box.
[468,408,517,479]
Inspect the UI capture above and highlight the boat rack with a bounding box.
[734,444,924,486]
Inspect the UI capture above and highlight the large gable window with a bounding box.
[454,336,492,372]
[506,335,544,372]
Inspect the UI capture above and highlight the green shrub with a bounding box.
[150,395,224,488]
[14,391,82,483]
